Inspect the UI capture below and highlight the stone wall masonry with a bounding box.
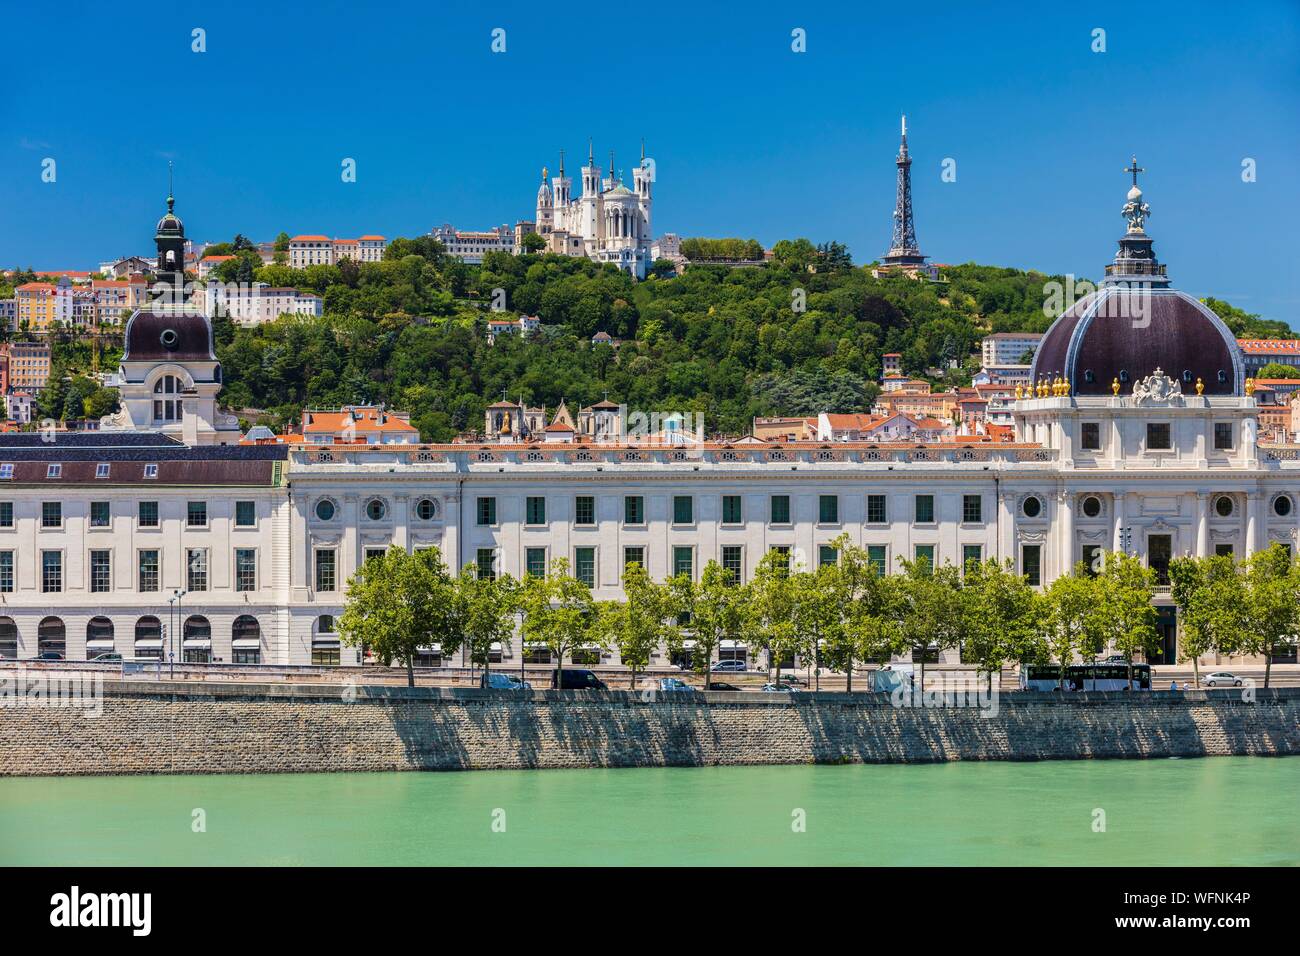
[0,681,1297,776]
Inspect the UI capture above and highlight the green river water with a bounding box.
[1,757,1295,866]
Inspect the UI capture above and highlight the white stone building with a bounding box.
[201,283,323,325]
[531,143,655,278]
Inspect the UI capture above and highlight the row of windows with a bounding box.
[1079,421,1236,452]
[475,494,989,528]
[0,614,265,664]
[314,497,438,522]
[470,491,1296,528]
[1,548,259,594]
[0,463,161,480]
[465,543,993,588]
[0,499,258,530]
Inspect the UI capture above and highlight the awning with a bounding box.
[133,639,164,649]
[182,640,212,649]
[86,640,115,648]
[231,639,260,649]
[721,640,748,648]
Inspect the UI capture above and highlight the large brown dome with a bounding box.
[1031,287,1244,397]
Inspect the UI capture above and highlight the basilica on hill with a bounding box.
[529,141,655,278]
[0,161,1294,670]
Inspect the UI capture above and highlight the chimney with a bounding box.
[181,393,199,446]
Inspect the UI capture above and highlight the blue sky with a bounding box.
[2,0,1297,324]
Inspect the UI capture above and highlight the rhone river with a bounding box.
[2,757,1296,865]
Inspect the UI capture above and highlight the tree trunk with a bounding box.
[554,649,563,690]
[406,655,415,689]
[1264,649,1272,689]
[845,657,852,694]
[1191,654,1199,689]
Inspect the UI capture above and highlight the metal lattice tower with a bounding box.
[883,115,926,265]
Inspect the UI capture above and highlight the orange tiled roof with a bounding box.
[1238,339,1300,353]
[290,235,330,242]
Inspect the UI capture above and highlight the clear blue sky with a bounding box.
[2,0,1297,324]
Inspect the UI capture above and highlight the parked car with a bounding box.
[1103,655,1128,664]
[36,652,64,661]
[1203,672,1243,687]
[554,669,607,690]
[656,677,695,693]
[482,672,530,690]
[90,652,123,662]
[710,659,748,673]
[761,682,800,693]
[704,682,742,691]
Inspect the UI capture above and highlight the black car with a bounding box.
[554,669,607,690]
[704,681,742,691]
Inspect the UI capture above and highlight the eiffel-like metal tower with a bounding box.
[882,115,927,266]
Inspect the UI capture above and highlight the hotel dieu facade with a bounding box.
[1,181,1297,668]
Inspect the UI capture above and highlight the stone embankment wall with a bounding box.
[1,681,1296,776]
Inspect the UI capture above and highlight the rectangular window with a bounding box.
[525,496,546,525]
[89,550,112,593]
[722,495,743,524]
[867,545,887,576]
[315,549,336,592]
[42,551,62,593]
[1213,423,1234,451]
[235,548,257,592]
[42,502,61,528]
[624,546,645,574]
[771,545,792,576]
[0,502,11,528]
[914,544,935,570]
[1215,543,1235,558]
[574,495,595,526]
[139,549,160,592]
[770,495,790,524]
[525,547,547,578]
[1022,544,1042,587]
[0,465,11,480]
[0,551,13,592]
[1080,422,1101,451]
[1081,544,1102,578]
[235,500,256,527]
[95,462,110,478]
[187,549,208,591]
[1146,422,1172,450]
[1148,535,1172,586]
[867,494,887,524]
[144,463,158,479]
[818,495,839,524]
[721,545,743,584]
[962,544,982,572]
[187,501,207,528]
[90,501,110,528]
[574,547,595,587]
[476,497,496,526]
[914,494,934,524]
[673,546,693,579]
[819,544,838,568]
[624,495,644,525]
[138,501,159,528]
[476,548,496,581]
[962,494,983,524]
[672,495,693,525]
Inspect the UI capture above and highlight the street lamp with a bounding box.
[168,589,188,679]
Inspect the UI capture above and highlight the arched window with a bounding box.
[152,374,183,422]
[86,617,114,658]
[232,615,261,665]
[135,616,163,660]
[37,616,65,659]
[182,615,211,663]
[0,617,16,659]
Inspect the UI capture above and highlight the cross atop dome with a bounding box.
[1124,155,1144,189]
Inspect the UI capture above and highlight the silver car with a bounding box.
[657,677,695,693]
[1203,672,1243,687]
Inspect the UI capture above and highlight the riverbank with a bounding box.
[1,680,1296,776]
